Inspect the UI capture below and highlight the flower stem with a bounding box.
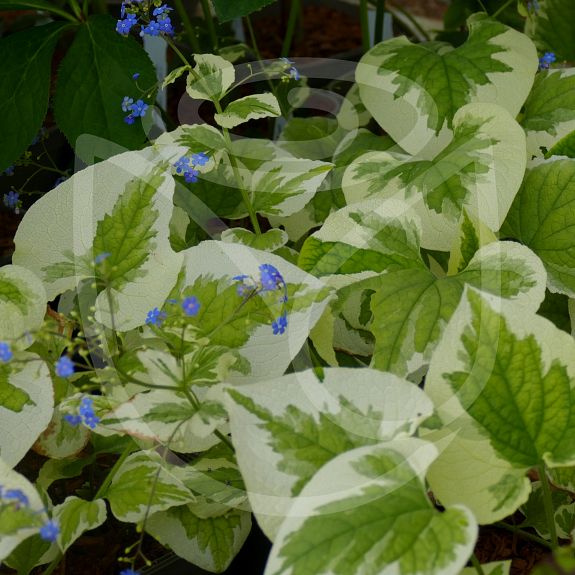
[492,0,516,18]
[374,0,385,44]
[494,520,553,549]
[281,0,301,57]
[93,443,134,500]
[538,463,559,549]
[172,0,200,53]
[470,554,485,575]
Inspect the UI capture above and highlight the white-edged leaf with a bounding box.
[226,367,433,540]
[356,14,537,155]
[221,228,288,251]
[12,148,183,331]
[0,354,53,467]
[265,440,477,575]
[186,53,235,101]
[214,93,281,129]
[342,103,526,251]
[106,450,195,522]
[52,496,107,552]
[0,265,46,344]
[146,507,251,572]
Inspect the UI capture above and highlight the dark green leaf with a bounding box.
[210,0,277,22]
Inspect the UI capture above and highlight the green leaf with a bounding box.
[531,548,575,575]
[265,440,477,575]
[186,53,235,102]
[3,534,54,574]
[0,355,53,467]
[356,14,537,155]
[546,128,575,159]
[525,0,575,62]
[343,103,527,251]
[0,22,69,172]
[54,15,156,159]
[227,367,433,539]
[215,93,281,129]
[0,265,46,344]
[279,117,346,160]
[210,0,276,21]
[460,561,511,575]
[502,158,575,296]
[13,150,183,330]
[521,69,575,159]
[0,0,77,20]
[161,65,190,90]
[146,507,251,571]
[52,497,107,552]
[106,450,195,522]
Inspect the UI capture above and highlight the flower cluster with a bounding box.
[3,190,20,213]
[279,57,300,81]
[173,152,209,184]
[121,96,149,125]
[233,264,289,335]
[0,486,59,542]
[0,341,13,363]
[539,51,556,70]
[64,396,100,429]
[116,1,174,37]
[145,295,201,327]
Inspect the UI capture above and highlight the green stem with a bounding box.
[93,443,134,500]
[494,521,553,549]
[280,0,301,57]
[67,0,83,19]
[470,554,485,575]
[374,0,385,44]
[359,0,370,51]
[200,0,219,50]
[172,0,200,53]
[42,554,62,575]
[245,16,262,61]
[492,0,515,18]
[538,463,559,549]
[476,0,488,12]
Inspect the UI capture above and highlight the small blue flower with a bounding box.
[3,165,14,176]
[141,20,160,36]
[3,190,19,211]
[63,414,82,426]
[288,66,300,81]
[191,152,209,166]
[539,51,556,70]
[184,168,199,184]
[39,520,59,543]
[3,488,29,508]
[174,156,190,173]
[146,307,167,326]
[132,72,140,80]
[121,96,134,112]
[79,397,100,429]
[182,296,200,317]
[259,264,284,292]
[124,114,135,125]
[55,356,75,378]
[95,252,111,264]
[0,342,13,363]
[116,17,137,35]
[272,312,288,335]
[279,57,295,65]
[119,568,140,575]
[130,99,148,117]
[153,4,173,16]
[156,16,174,35]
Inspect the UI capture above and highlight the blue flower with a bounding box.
[259,264,284,292]
[157,17,174,35]
[121,96,134,112]
[2,488,29,508]
[39,520,59,543]
[527,0,539,12]
[130,99,148,117]
[539,51,556,70]
[288,66,300,81]
[55,356,75,378]
[0,342,13,363]
[132,72,140,80]
[3,165,14,176]
[279,57,294,65]
[174,156,190,173]
[124,114,135,125]
[119,568,140,575]
[173,156,201,183]
[146,307,167,326]
[272,312,288,335]
[141,20,160,36]
[184,168,199,184]
[95,252,111,264]
[79,397,100,429]
[3,190,19,211]
[116,17,137,35]
[182,296,200,317]
[63,414,82,426]
[153,4,173,16]
[191,152,209,166]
